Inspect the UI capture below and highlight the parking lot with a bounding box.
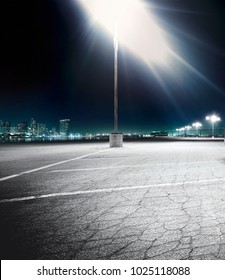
[0,141,225,259]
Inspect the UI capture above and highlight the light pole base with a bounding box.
[110,133,123,148]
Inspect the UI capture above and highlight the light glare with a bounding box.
[192,122,202,128]
[205,114,220,123]
[77,0,169,65]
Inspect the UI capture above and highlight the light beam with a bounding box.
[76,0,169,65]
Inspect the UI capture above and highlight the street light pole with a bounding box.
[114,23,118,133]
[78,0,169,148]
[212,121,214,138]
[109,21,123,147]
[206,114,220,138]
[192,122,202,137]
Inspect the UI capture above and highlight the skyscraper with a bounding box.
[59,119,70,136]
[18,121,28,133]
[37,123,47,136]
[0,120,3,134]
[30,118,37,136]
[1,121,11,134]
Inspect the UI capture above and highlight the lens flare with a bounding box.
[77,0,169,65]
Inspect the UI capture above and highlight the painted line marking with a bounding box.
[1,177,225,204]
[0,174,21,181]
[0,149,109,182]
[48,160,219,173]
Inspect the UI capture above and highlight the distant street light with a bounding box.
[184,125,192,137]
[176,127,184,137]
[179,127,185,137]
[192,122,202,137]
[205,114,220,138]
[176,128,180,136]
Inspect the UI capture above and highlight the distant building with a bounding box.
[0,121,11,134]
[10,127,18,134]
[37,123,47,136]
[51,127,57,135]
[0,120,3,134]
[18,121,28,134]
[30,118,37,135]
[59,119,70,136]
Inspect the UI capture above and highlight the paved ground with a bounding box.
[0,141,225,260]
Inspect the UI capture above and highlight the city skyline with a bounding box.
[0,117,71,135]
[1,0,225,133]
[0,111,223,136]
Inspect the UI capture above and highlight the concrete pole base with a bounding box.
[110,133,123,148]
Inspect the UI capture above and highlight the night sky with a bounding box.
[1,0,225,133]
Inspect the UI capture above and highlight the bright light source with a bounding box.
[185,125,191,130]
[205,114,221,138]
[192,122,202,137]
[89,0,128,32]
[192,122,202,128]
[205,114,220,123]
[77,0,169,65]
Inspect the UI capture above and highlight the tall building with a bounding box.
[51,127,57,135]
[18,121,28,133]
[59,119,70,136]
[0,120,3,134]
[30,118,37,136]
[0,121,11,134]
[10,126,18,134]
[37,123,47,136]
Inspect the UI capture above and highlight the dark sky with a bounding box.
[0,0,225,133]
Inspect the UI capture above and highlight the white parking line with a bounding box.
[0,149,109,182]
[48,160,218,172]
[0,177,224,204]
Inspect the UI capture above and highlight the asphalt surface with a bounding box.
[0,141,225,260]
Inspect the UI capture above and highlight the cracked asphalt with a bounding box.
[0,141,225,260]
